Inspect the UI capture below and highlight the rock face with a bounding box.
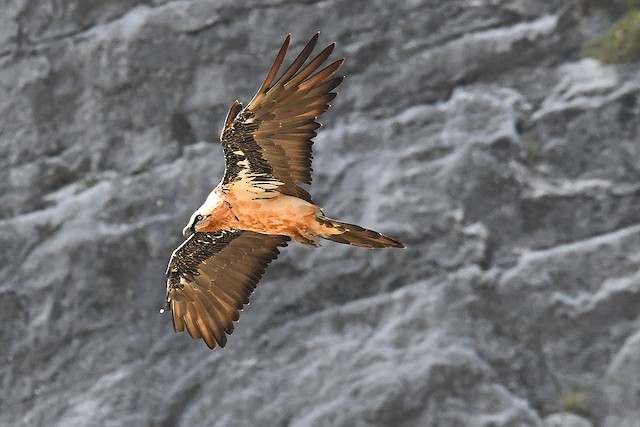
[1,1,639,426]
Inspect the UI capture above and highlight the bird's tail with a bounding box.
[315,217,404,249]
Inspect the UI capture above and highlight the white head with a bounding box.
[182,190,221,237]
[183,211,209,237]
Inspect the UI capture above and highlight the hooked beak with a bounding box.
[183,213,208,238]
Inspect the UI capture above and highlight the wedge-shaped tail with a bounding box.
[317,217,404,249]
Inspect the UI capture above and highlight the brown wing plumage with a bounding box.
[220,33,344,202]
[163,230,289,349]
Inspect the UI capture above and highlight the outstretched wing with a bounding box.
[163,230,289,349]
[220,33,344,202]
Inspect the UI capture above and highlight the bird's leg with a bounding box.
[293,230,321,248]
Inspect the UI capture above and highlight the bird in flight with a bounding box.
[163,33,404,349]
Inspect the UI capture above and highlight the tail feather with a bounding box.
[317,218,404,249]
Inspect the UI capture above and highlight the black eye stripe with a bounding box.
[190,214,204,233]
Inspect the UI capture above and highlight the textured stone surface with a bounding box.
[1,1,640,426]
[544,412,593,427]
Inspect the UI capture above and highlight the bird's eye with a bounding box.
[190,214,204,235]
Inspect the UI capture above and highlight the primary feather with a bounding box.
[220,33,344,202]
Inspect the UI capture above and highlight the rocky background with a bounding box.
[1,1,640,426]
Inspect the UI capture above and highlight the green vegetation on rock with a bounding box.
[628,0,640,10]
[583,10,640,63]
[561,391,590,415]
[74,175,102,195]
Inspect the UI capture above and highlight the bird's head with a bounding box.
[183,211,211,238]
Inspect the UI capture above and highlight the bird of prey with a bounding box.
[163,34,404,350]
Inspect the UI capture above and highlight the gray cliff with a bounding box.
[1,1,639,426]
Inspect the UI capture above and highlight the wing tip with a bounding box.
[217,334,228,348]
